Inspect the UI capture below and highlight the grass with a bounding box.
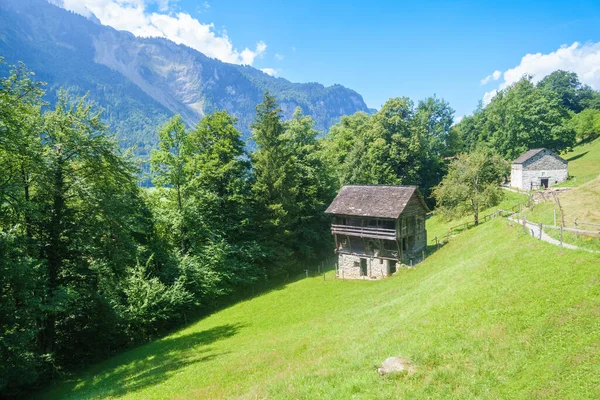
[522,177,600,251]
[34,219,600,399]
[558,136,600,187]
[523,177,600,227]
[518,137,600,251]
[545,229,600,252]
[32,139,600,399]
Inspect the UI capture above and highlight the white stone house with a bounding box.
[325,185,429,280]
[510,148,568,191]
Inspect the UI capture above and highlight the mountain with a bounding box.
[0,0,373,156]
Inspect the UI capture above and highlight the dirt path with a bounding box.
[509,216,597,253]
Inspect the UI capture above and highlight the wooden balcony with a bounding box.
[331,224,397,240]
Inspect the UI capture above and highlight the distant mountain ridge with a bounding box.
[0,0,373,156]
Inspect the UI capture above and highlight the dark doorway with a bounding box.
[360,258,367,276]
[541,178,549,189]
[389,260,397,274]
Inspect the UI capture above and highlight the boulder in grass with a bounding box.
[377,357,415,376]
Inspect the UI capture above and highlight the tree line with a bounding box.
[435,71,600,224]
[2,59,599,396]
[0,59,336,396]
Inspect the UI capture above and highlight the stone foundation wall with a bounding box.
[517,168,568,191]
[337,253,392,280]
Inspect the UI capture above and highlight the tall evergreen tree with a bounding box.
[150,115,191,254]
[250,92,295,275]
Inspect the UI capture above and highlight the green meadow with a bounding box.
[35,217,600,399]
[559,136,600,187]
[33,137,600,400]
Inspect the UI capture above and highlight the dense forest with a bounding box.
[2,56,600,397]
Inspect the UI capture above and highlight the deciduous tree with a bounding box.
[433,148,509,225]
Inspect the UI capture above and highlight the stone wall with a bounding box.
[337,253,392,280]
[510,164,523,189]
[519,168,568,191]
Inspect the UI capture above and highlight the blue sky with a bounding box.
[58,0,600,119]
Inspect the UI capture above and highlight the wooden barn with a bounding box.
[325,185,429,280]
[510,148,568,191]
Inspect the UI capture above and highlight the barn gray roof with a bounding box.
[512,148,546,164]
[325,185,428,219]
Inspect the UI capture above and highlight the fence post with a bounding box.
[539,222,542,240]
[435,236,439,250]
[305,269,309,278]
[523,215,527,235]
[560,225,563,247]
[575,218,579,239]
[422,250,425,262]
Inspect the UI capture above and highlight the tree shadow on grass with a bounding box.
[55,324,244,399]
[568,151,589,162]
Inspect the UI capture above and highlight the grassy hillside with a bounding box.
[525,177,600,226]
[521,137,600,250]
[524,136,600,226]
[35,218,600,399]
[559,136,600,187]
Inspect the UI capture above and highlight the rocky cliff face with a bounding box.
[0,0,373,154]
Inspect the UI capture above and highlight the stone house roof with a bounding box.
[512,149,545,164]
[325,185,429,219]
[512,148,566,166]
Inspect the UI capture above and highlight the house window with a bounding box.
[353,261,359,268]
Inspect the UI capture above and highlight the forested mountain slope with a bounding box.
[34,219,600,399]
[0,0,372,156]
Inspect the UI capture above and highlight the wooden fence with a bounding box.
[542,222,600,237]
[432,202,528,248]
[430,190,599,250]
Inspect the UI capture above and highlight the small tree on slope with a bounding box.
[433,148,509,226]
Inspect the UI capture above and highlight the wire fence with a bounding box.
[303,255,339,280]
[431,202,529,248]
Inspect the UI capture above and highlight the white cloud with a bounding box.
[480,70,501,85]
[56,0,266,65]
[260,68,278,76]
[274,53,284,61]
[482,42,600,104]
[482,89,498,105]
[155,0,171,12]
[454,115,464,124]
